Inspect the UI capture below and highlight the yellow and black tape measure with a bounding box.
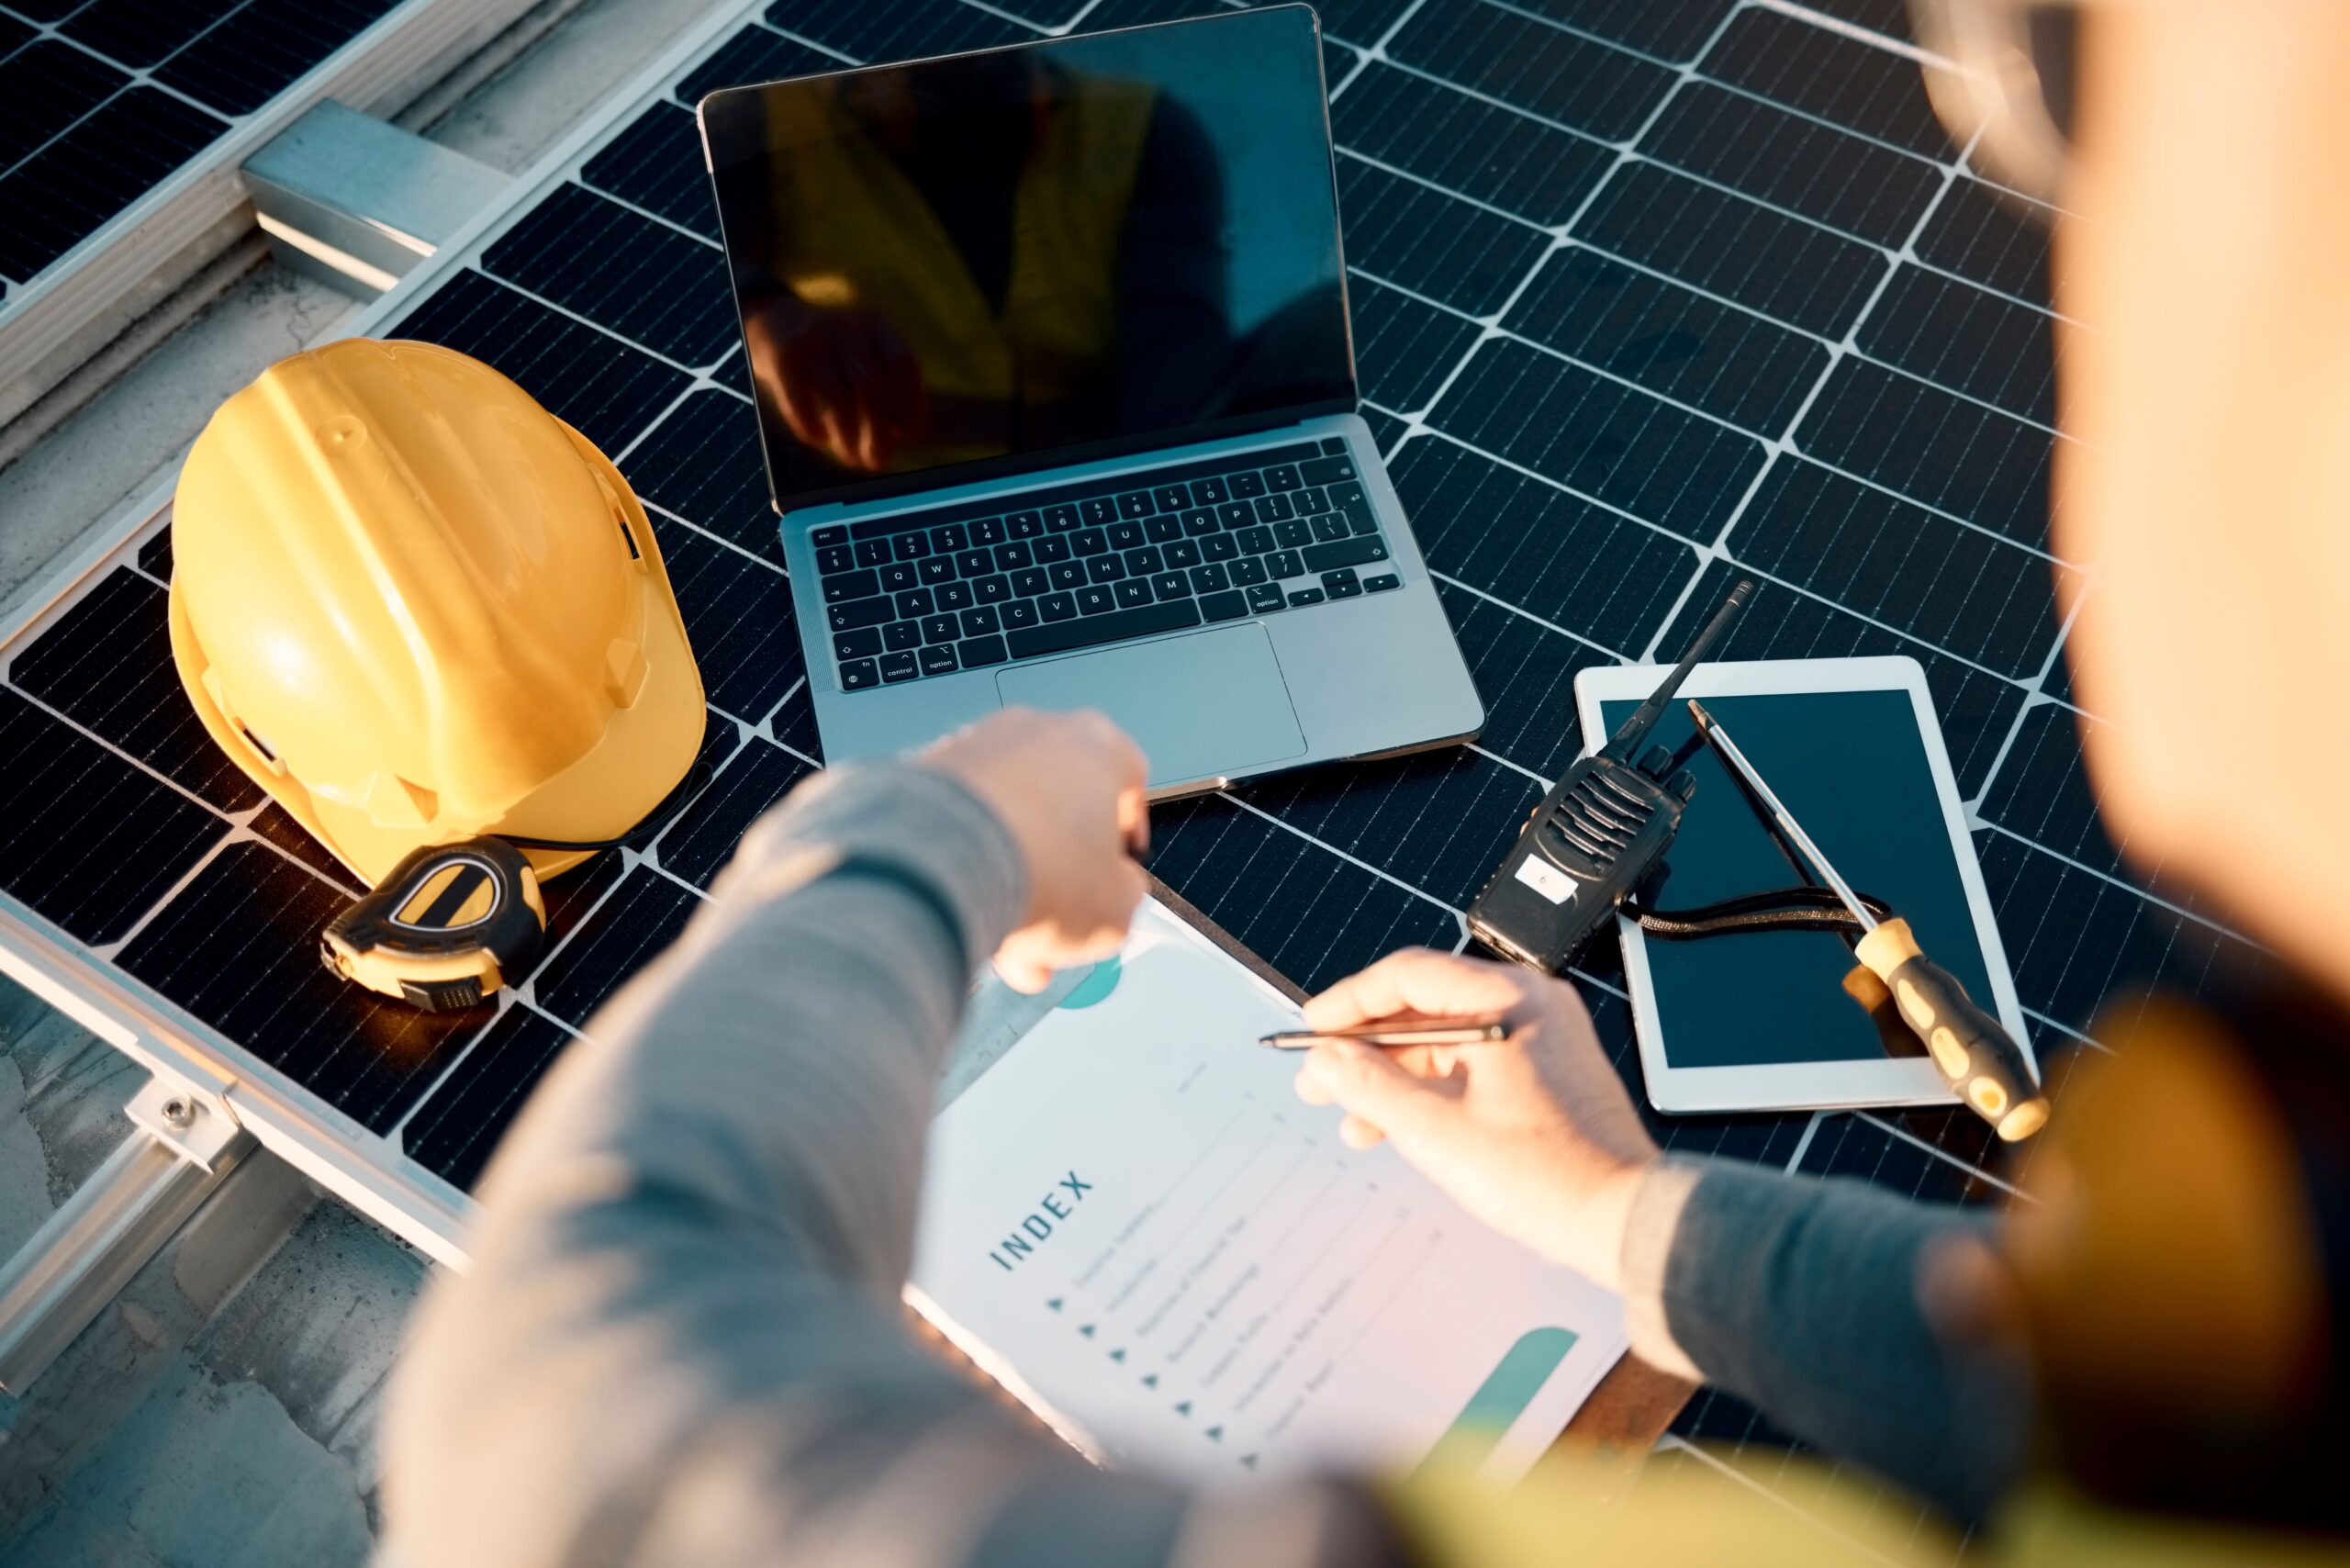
[321,838,546,1012]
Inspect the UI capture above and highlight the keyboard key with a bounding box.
[1072,528,1109,556]
[1327,479,1367,510]
[1145,516,1182,543]
[1217,502,1255,530]
[1268,550,1305,578]
[1231,556,1267,586]
[1323,567,1360,591]
[957,549,993,577]
[1237,525,1274,554]
[1193,476,1227,504]
[856,538,890,566]
[1116,491,1155,519]
[1310,513,1349,543]
[1115,579,1153,608]
[1049,562,1086,589]
[1246,583,1287,613]
[922,613,961,644]
[1301,455,1355,485]
[1008,511,1044,538]
[937,582,974,611]
[1201,535,1238,562]
[1109,520,1145,549]
[1265,465,1303,491]
[1319,436,1348,455]
[995,542,1033,570]
[1125,545,1163,575]
[817,544,855,573]
[894,533,929,559]
[1289,588,1326,607]
[829,596,893,631]
[1041,592,1078,622]
[961,606,1002,635]
[1009,597,1203,659]
[1079,498,1116,526]
[975,575,1012,604]
[1229,471,1266,498]
[1294,486,1326,514]
[932,523,968,553]
[920,644,958,677]
[1274,519,1313,548]
[884,620,923,652]
[822,569,879,604]
[1151,571,1191,601]
[1046,504,1081,531]
[1088,555,1125,583]
[880,649,920,682]
[812,525,849,547]
[1201,589,1248,622]
[1077,586,1117,615]
[1154,484,1191,511]
[1349,510,1381,537]
[1035,536,1072,563]
[1190,563,1231,593]
[971,518,1006,546]
[1003,600,1040,629]
[1303,536,1390,573]
[896,588,934,619]
[834,627,882,659]
[1365,573,1402,593]
[880,562,918,592]
[1013,568,1049,596]
[919,557,955,585]
[1181,509,1218,536]
[839,657,879,690]
[958,634,1009,668]
[1255,493,1295,522]
[1164,540,1202,568]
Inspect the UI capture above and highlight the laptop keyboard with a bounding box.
[816,437,1400,691]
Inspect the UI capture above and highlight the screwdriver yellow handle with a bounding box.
[1854,919,2049,1140]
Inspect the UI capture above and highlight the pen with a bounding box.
[1259,1018,1511,1050]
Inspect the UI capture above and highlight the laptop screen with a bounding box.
[701,6,1355,512]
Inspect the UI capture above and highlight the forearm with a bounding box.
[1620,1158,2033,1523]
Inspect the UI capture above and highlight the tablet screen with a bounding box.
[1596,688,1996,1070]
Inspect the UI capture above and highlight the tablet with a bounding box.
[1575,655,2033,1117]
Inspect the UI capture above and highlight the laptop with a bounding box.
[699,6,1482,791]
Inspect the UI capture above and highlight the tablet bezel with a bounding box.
[1573,654,2036,1116]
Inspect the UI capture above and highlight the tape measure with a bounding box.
[321,838,546,1012]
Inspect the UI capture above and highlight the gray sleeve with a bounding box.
[382,762,1393,1568]
[1617,1156,2034,1524]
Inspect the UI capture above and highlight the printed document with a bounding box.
[910,901,1626,1484]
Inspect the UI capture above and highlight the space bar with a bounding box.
[1009,599,1203,659]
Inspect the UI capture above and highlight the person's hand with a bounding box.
[1292,949,1659,1289]
[744,299,928,473]
[920,709,1149,993]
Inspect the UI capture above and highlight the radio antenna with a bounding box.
[1602,578,1754,760]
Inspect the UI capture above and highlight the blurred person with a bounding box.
[385,3,2350,1562]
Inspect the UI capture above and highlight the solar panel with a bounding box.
[0,0,2269,1482]
[0,0,404,302]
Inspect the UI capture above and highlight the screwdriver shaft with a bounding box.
[1687,702,1876,932]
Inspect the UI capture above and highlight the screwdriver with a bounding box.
[1688,702,2050,1141]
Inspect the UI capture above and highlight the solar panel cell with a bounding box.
[118,842,487,1131]
[0,14,33,62]
[1430,579,1614,780]
[1914,178,2058,312]
[0,84,228,282]
[1335,155,1550,317]
[621,389,782,558]
[1796,0,1914,43]
[582,102,721,241]
[1387,1,1675,143]
[655,736,817,888]
[1504,0,1736,65]
[1861,267,2058,428]
[1699,7,1967,160]
[1331,62,1615,227]
[531,867,701,1027]
[403,1004,576,1191]
[1429,336,1767,541]
[482,183,739,371]
[1348,274,1482,415]
[0,39,124,169]
[1794,358,2056,549]
[62,0,232,70]
[643,513,808,724]
[1507,246,1830,435]
[764,0,1026,66]
[1296,0,1415,49]
[0,689,226,946]
[154,0,399,118]
[1572,160,1887,340]
[1641,81,1940,248]
[1237,747,1543,910]
[675,20,834,106]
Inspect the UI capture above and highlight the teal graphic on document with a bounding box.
[1416,1327,1577,1474]
[1057,956,1123,1010]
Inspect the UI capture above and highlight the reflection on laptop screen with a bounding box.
[701,6,1355,510]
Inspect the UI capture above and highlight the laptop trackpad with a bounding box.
[995,625,1306,788]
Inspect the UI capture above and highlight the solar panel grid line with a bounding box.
[1973,817,2261,956]
[1853,1109,2032,1201]
[1420,555,1642,661]
[1211,788,1474,923]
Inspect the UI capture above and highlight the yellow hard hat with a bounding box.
[169,338,705,889]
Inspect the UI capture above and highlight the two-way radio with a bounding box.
[1466,581,1754,973]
